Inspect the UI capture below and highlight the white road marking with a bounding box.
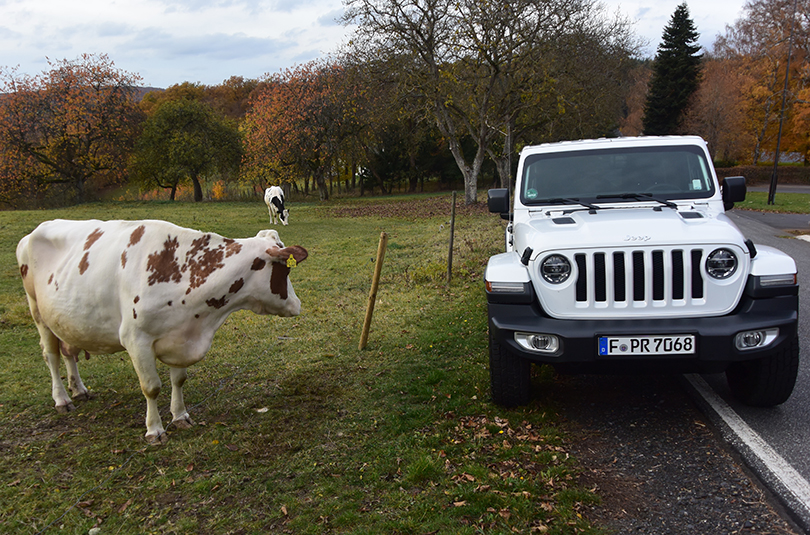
[685,374,810,512]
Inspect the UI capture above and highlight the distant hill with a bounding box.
[133,86,163,101]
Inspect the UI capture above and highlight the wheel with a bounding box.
[726,336,799,407]
[489,330,532,407]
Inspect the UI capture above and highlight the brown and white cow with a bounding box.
[16,219,307,445]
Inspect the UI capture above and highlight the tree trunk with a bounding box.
[191,175,203,202]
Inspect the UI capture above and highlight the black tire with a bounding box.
[726,336,799,407]
[489,331,531,407]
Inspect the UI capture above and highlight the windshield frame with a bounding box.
[519,144,716,206]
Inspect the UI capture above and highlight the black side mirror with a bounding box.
[488,189,510,219]
[722,176,746,210]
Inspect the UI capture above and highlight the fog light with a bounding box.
[735,328,778,350]
[515,332,560,354]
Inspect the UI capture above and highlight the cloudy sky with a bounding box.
[0,0,747,89]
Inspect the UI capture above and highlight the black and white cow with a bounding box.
[264,186,289,225]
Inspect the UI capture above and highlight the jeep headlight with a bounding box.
[540,254,571,284]
[706,248,737,279]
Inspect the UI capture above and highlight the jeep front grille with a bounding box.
[574,248,704,304]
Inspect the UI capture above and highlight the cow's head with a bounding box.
[253,230,307,316]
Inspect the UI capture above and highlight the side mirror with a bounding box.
[722,176,746,210]
[488,188,510,219]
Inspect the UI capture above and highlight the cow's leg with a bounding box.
[127,348,167,445]
[37,326,75,413]
[169,366,195,429]
[63,355,91,402]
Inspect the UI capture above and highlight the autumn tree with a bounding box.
[344,0,636,203]
[243,61,352,201]
[714,0,810,163]
[0,54,143,205]
[683,54,750,163]
[129,99,242,201]
[642,3,703,135]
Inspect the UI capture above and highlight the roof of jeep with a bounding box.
[520,135,708,155]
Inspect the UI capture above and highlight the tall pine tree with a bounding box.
[642,3,703,135]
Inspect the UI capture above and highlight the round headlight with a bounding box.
[540,254,571,283]
[706,248,737,279]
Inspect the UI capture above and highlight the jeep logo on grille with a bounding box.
[624,235,651,242]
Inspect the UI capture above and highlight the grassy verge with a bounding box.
[736,191,810,214]
[0,196,603,534]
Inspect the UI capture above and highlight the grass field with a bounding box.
[0,196,602,535]
[737,191,810,213]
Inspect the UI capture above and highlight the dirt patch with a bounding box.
[331,195,490,219]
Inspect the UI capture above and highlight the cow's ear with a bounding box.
[267,245,307,264]
[256,229,280,241]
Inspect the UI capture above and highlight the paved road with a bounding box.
[695,206,810,532]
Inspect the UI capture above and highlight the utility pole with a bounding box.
[768,0,799,205]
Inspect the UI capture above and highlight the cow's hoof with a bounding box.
[72,391,96,402]
[171,416,195,430]
[145,432,169,446]
[56,402,76,414]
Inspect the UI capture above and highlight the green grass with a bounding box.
[736,191,810,214]
[0,196,604,534]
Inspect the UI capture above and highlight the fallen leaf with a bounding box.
[281,505,288,516]
[186,463,194,472]
[256,407,269,413]
[118,498,133,513]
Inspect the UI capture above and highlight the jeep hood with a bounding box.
[512,207,746,256]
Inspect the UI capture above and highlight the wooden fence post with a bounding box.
[359,232,388,350]
[446,191,456,288]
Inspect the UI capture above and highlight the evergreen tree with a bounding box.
[642,3,703,135]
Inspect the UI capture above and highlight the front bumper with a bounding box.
[487,293,798,374]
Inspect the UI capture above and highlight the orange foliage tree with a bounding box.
[712,0,810,164]
[242,60,354,200]
[0,54,143,205]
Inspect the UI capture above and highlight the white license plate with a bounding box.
[598,335,695,356]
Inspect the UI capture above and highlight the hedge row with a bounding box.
[715,165,810,185]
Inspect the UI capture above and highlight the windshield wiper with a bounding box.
[596,193,678,210]
[534,197,600,213]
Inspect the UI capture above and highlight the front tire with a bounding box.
[489,331,531,407]
[726,336,799,407]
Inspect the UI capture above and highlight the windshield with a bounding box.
[520,145,716,205]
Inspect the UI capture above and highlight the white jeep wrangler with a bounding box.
[485,136,799,407]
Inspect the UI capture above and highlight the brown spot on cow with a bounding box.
[20,264,28,278]
[129,225,146,247]
[224,239,242,258]
[133,309,138,319]
[184,234,227,294]
[79,252,90,275]
[251,257,266,271]
[134,296,140,304]
[167,301,172,306]
[147,236,183,286]
[270,263,290,300]
[206,296,228,309]
[229,278,244,294]
[48,273,53,284]
[121,251,128,268]
[84,228,104,251]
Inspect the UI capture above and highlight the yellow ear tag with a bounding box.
[286,254,297,268]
